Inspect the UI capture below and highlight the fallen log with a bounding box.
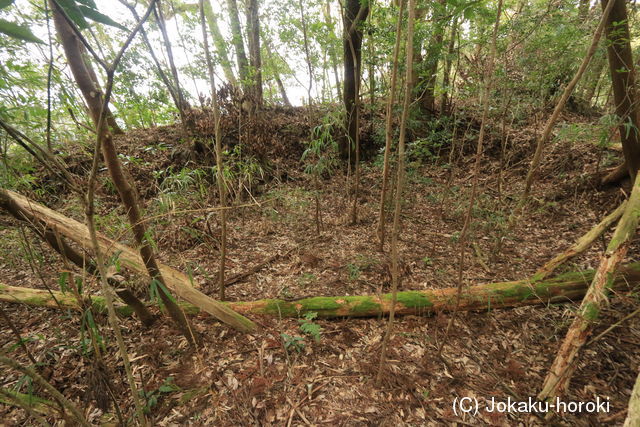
[539,172,640,404]
[0,189,256,332]
[0,191,155,325]
[533,201,627,280]
[2,262,639,319]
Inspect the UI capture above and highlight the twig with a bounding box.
[218,249,293,289]
[588,307,640,346]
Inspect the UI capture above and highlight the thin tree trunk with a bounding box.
[298,0,314,105]
[200,0,229,301]
[582,51,606,106]
[440,16,458,115]
[534,201,626,280]
[367,0,375,108]
[520,0,615,202]
[376,0,415,384]
[246,0,263,106]
[154,0,189,123]
[439,0,503,357]
[376,0,404,251]
[50,1,121,134]
[264,36,292,106]
[0,356,90,427]
[203,0,237,86]
[325,0,342,102]
[227,0,249,85]
[119,0,182,112]
[52,3,197,343]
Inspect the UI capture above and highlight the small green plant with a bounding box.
[299,312,322,343]
[279,286,293,299]
[406,116,453,164]
[281,333,305,352]
[159,167,211,200]
[297,272,317,287]
[224,144,265,202]
[302,114,340,233]
[355,254,378,270]
[140,376,180,413]
[422,256,433,267]
[346,263,361,281]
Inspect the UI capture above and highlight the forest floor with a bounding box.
[1,107,639,425]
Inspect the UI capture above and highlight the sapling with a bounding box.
[302,115,339,234]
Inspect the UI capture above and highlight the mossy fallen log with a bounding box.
[2,263,639,319]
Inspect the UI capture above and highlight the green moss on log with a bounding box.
[1,262,639,321]
[392,291,434,309]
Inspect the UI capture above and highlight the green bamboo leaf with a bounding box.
[78,5,128,31]
[56,0,89,29]
[0,19,44,44]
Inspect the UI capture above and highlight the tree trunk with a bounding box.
[341,0,369,159]
[601,161,629,185]
[200,0,229,301]
[298,0,314,105]
[582,50,606,106]
[416,0,446,113]
[520,0,614,202]
[324,0,342,102]
[264,37,291,106]
[3,262,639,319]
[0,189,256,332]
[119,0,182,114]
[440,16,458,115]
[376,0,404,251]
[52,1,201,341]
[203,0,237,86]
[227,0,250,85]
[601,0,640,181]
[377,0,416,383]
[0,191,155,325]
[154,0,189,123]
[50,1,122,135]
[246,0,263,106]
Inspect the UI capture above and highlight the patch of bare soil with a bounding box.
[1,110,638,425]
